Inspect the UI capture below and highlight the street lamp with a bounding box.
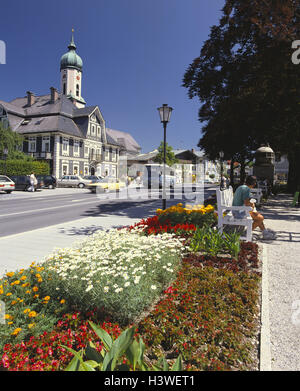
[157,104,173,210]
[3,148,8,176]
[219,151,224,190]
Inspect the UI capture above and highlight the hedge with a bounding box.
[0,160,50,176]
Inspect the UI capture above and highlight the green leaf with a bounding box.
[85,341,104,364]
[171,355,183,371]
[85,360,101,369]
[102,327,136,371]
[125,339,140,370]
[61,345,95,372]
[88,321,113,351]
[64,355,81,371]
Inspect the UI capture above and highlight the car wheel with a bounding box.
[48,184,54,189]
[5,190,12,194]
[78,183,85,189]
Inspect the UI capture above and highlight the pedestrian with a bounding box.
[29,172,37,192]
[232,175,276,240]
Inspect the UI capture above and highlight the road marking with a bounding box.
[0,199,103,218]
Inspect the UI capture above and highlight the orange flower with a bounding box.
[11,328,22,336]
[32,286,39,292]
[28,311,37,318]
[60,299,66,304]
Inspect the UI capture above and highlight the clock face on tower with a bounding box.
[76,75,80,81]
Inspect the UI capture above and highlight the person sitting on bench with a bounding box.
[232,175,276,240]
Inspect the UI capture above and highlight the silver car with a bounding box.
[0,175,15,194]
[58,175,92,188]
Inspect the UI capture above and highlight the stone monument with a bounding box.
[253,144,275,184]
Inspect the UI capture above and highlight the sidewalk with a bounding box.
[255,194,300,371]
[0,200,162,277]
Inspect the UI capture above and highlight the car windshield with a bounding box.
[0,176,10,182]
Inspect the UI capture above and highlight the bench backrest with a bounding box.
[216,186,233,208]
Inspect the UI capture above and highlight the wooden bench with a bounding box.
[216,186,253,242]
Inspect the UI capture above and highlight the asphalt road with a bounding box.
[0,185,217,238]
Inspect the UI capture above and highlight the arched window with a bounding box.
[76,84,80,97]
[63,83,66,95]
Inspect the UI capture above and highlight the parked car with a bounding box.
[57,175,92,188]
[0,175,15,194]
[82,175,103,183]
[8,175,43,191]
[88,177,126,193]
[36,175,57,189]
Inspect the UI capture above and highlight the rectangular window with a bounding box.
[112,150,116,161]
[28,137,36,153]
[62,138,69,155]
[74,141,80,155]
[105,149,109,161]
[91,125,95,136]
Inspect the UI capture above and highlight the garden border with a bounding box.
[259,244,272,371]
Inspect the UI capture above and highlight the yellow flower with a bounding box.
[156,209,163,214]
[5,314,12,320]
[177,203,183,207]
[28,311,37,318]
[11,300,17,305]
[37,278,43,283]
[11,328,22,336]
[6,272,14,278]
[32,286,39,292]
[20,275,27,281]
[18,269,24,275]
[33,294,39,299]
[8,321,13,325]
[6,293,12,296]
[22,282,30,288]
[26,290,31,294]
[11,280,20,286]
[60,299,66,304]
[23,308,31,314]
[43,296,50,301]
[19,299,24,303]
[35,274,41,278]
[28,323,35,329]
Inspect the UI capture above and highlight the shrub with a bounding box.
[188,227,241,258]
[37,228,184,325]
[0,160,50,176]
[156,203,217,228]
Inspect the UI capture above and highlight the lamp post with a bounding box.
[3,148,8,176]
[219,151,224,190]
[157,104,173,210]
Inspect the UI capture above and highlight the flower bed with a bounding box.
[0,212,261,371]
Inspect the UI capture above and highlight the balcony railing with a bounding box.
[29,152,53,159]
[88,153,103,163]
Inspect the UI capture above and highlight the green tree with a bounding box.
[0,123,31,160]
[183,0,300,190]
[154,142,179,167]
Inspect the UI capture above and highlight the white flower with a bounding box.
[103,286,109,293]
[124,281,130,287]
[86,285,93,292]
[150,285,157,290]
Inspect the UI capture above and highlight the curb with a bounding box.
[260,244,272,371]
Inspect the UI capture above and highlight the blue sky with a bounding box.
[0,0,224,153]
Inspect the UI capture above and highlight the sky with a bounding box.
[0,0,225,153]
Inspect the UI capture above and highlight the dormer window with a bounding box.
[21,119,31,126]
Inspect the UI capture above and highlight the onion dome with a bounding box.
[60,30,83,71]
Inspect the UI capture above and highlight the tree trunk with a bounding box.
[230,159,234,186]
[240,159,246,185]
[287,148,300,193]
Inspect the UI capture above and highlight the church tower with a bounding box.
[60,30,86,108]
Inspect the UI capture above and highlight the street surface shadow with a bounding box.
[253,231,300,243]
